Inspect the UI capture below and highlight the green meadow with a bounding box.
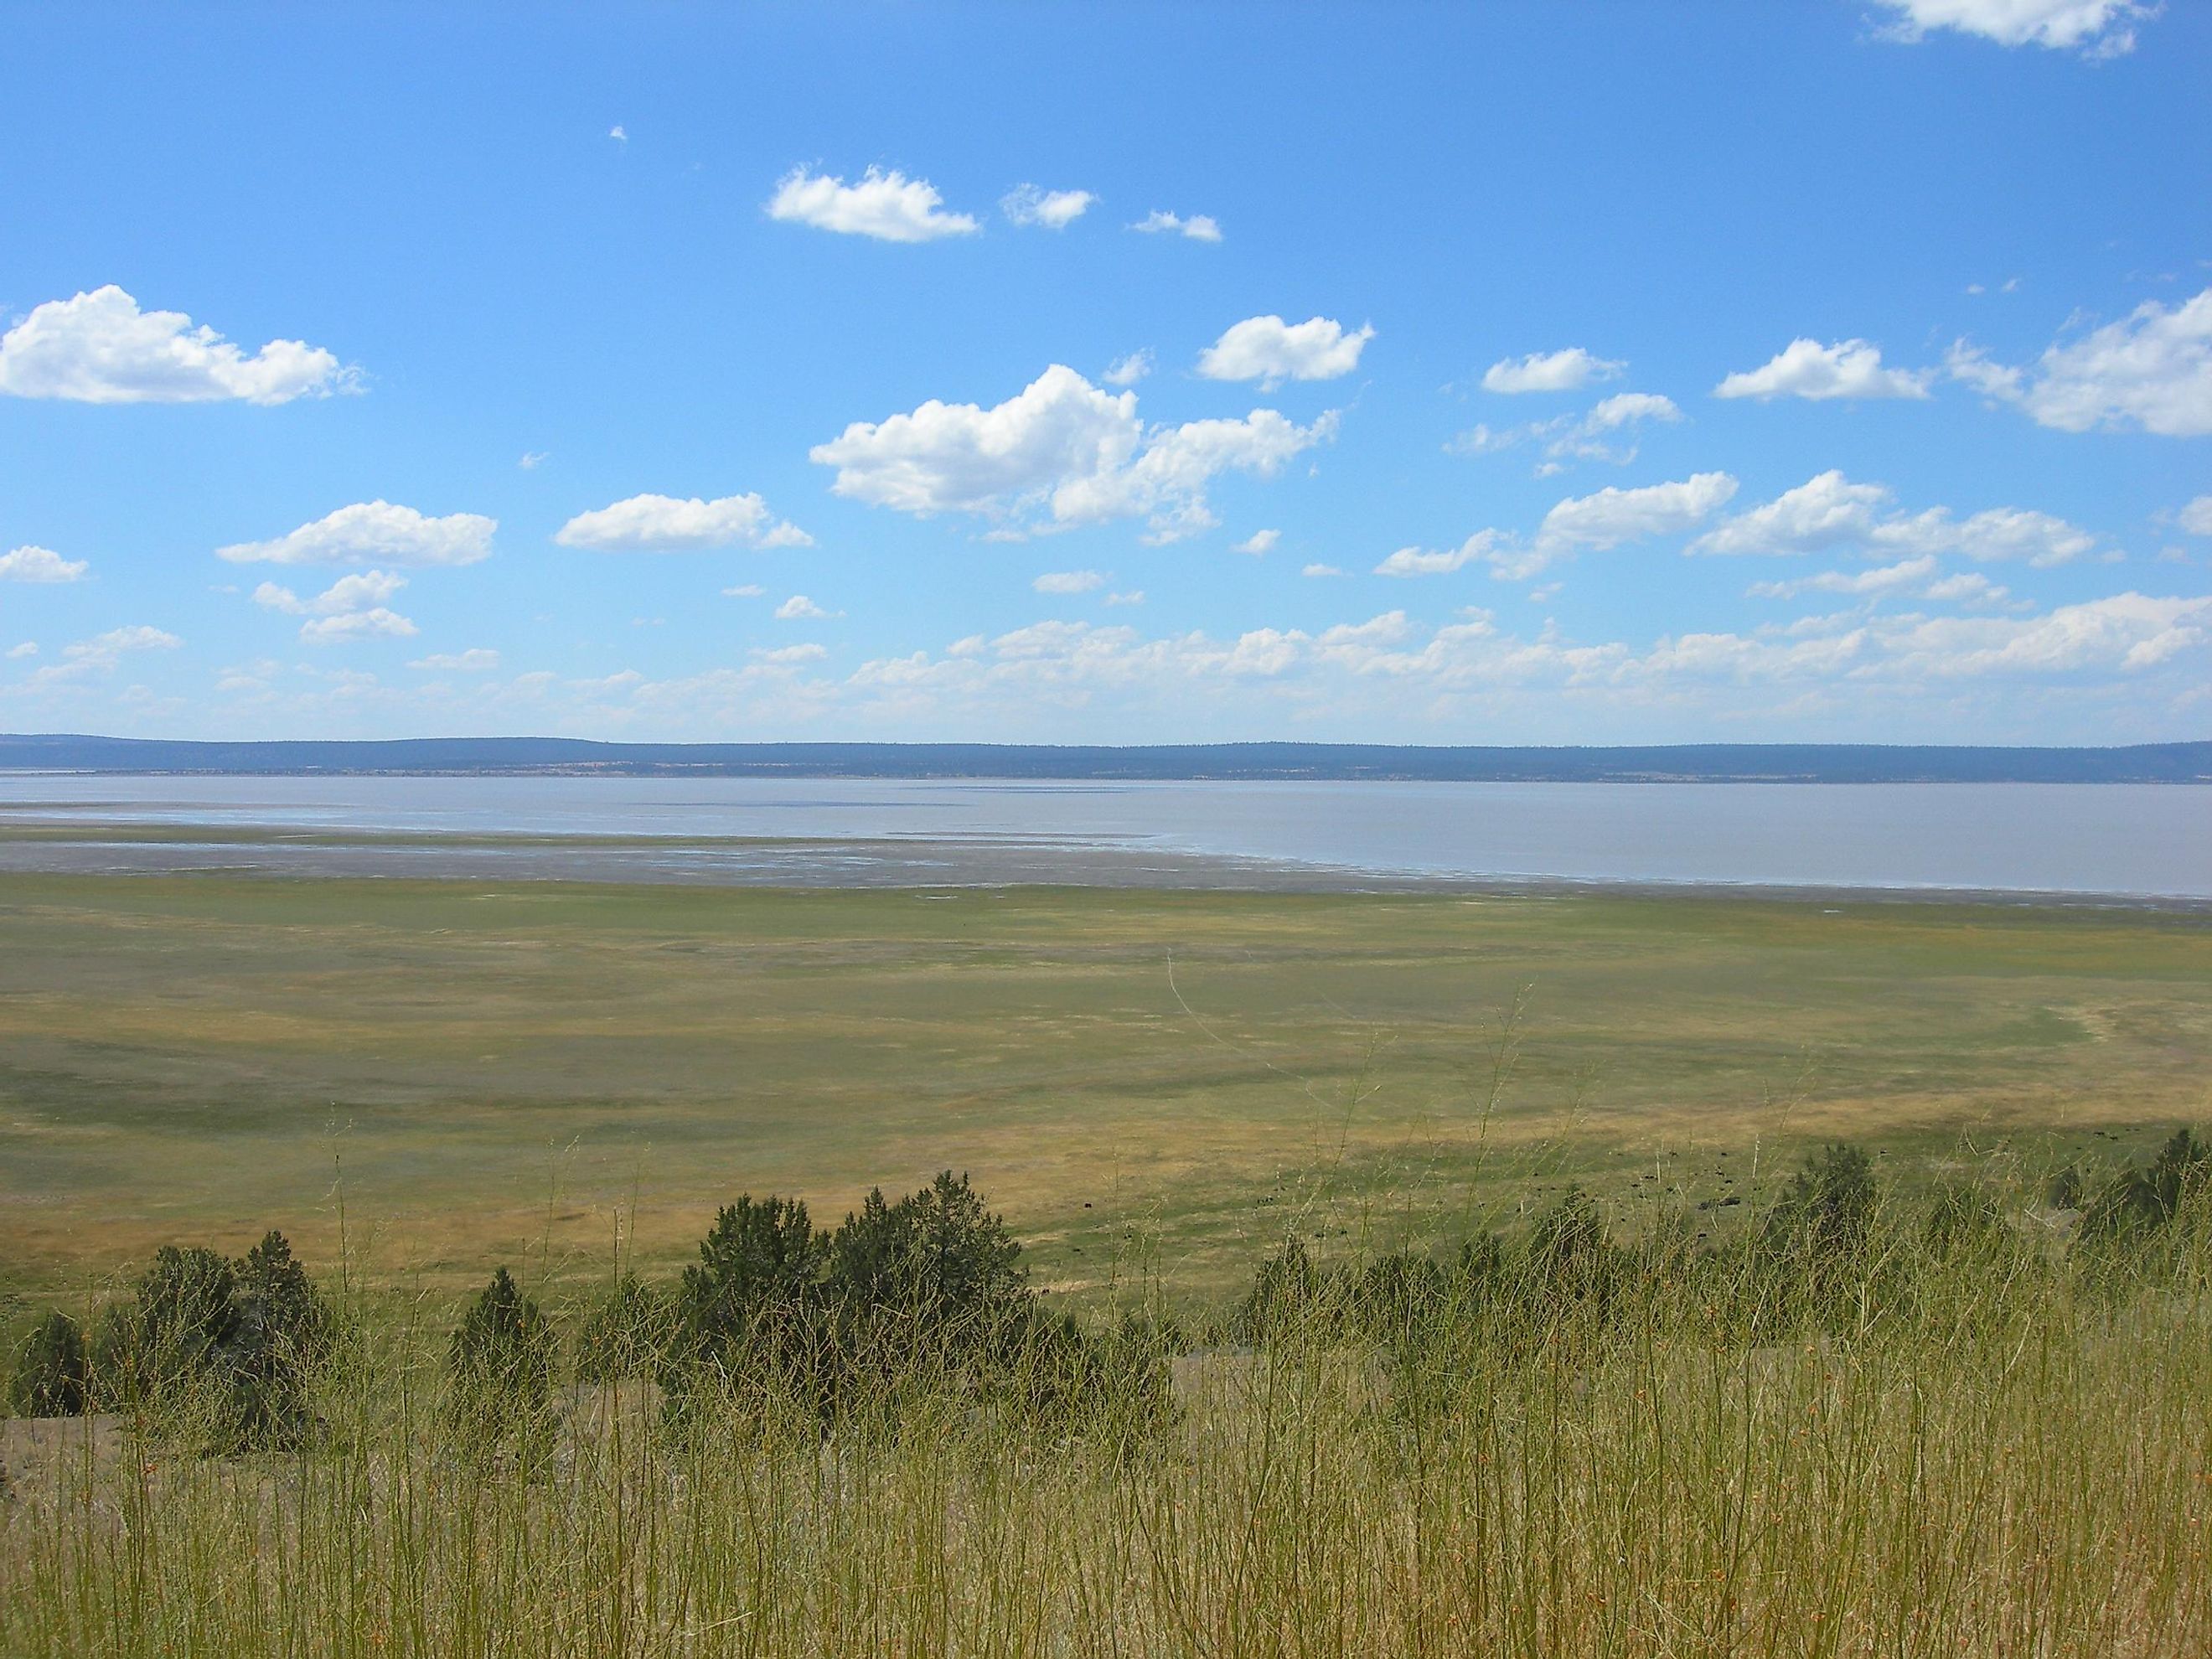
[2,870,2205,1303]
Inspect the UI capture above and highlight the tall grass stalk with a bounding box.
[4,1193,2209,1655]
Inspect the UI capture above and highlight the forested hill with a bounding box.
[2,734,2208,783]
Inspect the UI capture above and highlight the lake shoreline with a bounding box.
[3,827,2209,913]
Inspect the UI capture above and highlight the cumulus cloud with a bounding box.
[1105,591,1145,606]
[775,594,840,620]
[1693,470,2097,566]
[252,570,408,616]
[809,364,1335,542]
[723,582,767,598]
[1924,571,2013,605]
[1001,184,1094,229]
[766,166,979,242]
[753,643,829,664]
[7,643,35,659]
[1302,563,1346,577]
[299,609,417,646]
[1691,471,1894,556]
[1451,392,1682,473]
[1375,531,1507,577]
[1714,339,1933,401]
[1033,570,1105,593]
[409,649,499,671]
[1875,505,2097,566]
[554,492,811,552]
[1233,529,1280,556]
[2179,495,2212,537]
[17,623,182,686]
[0,545,88,582]
[1747,556,1940,600]
[1130,209,1222,243]
[1481,348,1623,394]
[1872,0,2156,57]
[1376,474,1738,586]
[1948,289,2212,436]
[253,569,417,645]
[1102,349,1153,387]
[0,286,350,405]
[1536,473,1739,554]
[217,501,496,567]
[1197,315,1374,388]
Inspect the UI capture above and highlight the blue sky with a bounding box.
[2,0,2207,745]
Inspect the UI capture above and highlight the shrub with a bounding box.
[8,1311,88,1418]
[2082,1129,2210,1245]
[1232,1236,1320,1343]
[572,1274,676,1384]
[230,1231,333,1444]
[664,1175,1062,1431]
[447,1268,556,1439]
[669,1196,830,1408]
[82,1233,332,1447]
[92,1245,237,1407]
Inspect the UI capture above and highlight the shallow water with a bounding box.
[0,774,2205,899]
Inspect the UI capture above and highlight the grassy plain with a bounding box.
[2,870,2207,1305]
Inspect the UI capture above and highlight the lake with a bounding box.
[0,774,2205,901]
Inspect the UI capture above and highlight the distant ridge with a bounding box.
[2,734,2207,783]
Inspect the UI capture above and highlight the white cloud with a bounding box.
[1197,315,1374,388]
[1001,184,1094,229]
[1586,392,1681,430]
[1302,563,1345,577]
[1102,349,1153,387]
[1375,531,1507,577]
[20,623,183,685]
[809,364,1334,542]
[1105,591,1145,606]
[1691,470,1893,556]
[300,609,418,646]
[1033,570,1105,593]
[722,582,767,598]
[409,649,500,671]
[1747,556,1939,600]
[1872,0,2156,57]
[519,451,548,470]
[1453,392,1683,473]
[1948,289,2212,436]
[7,642,35,659]
[1481,348,1623,394]
[1131,209,1222,243]
[217,501,496,566]
[766,166,979,242]
[254,569,416,645]
[775,594,840,620]
[2179,496,2212,536]
[1714,339,1932,401]
[0,545,88,582]
[753,643,828,664]
[1923,571,2013,605]
[1233,529,1280,556]
[253,569,408,617]
[1693,470,2097,566]
[1537,472,1739,554]
[1444,422,1517,456]
[554,491,812,552]
[1873,505,2096,567]
[1881,592,2209,675]
[0,287,349,405]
